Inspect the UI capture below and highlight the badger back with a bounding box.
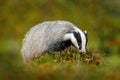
[21,21,76,62]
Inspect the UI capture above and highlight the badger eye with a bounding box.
[78,43,81,49]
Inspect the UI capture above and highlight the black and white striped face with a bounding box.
[63,29,88,53]
[72,30,88,53]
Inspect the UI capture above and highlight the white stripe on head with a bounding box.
[63,33,79,50]
[73,27,87,53]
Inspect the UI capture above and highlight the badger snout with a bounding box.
[79,50,86,53]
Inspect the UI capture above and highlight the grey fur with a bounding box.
[21,20,84,63]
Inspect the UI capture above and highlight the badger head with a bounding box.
[73,30,88,53]
[63,29,88,53]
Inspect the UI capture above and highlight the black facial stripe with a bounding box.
[73,31,82,49]
[84,32,88,47]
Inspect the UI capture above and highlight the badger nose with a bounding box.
[79,50,86,53]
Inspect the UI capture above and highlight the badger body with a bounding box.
[21,20,87,63]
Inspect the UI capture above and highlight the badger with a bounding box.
[21,20,88,63]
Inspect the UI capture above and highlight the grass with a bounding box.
[32,47,104,65]
[0,46,120,80]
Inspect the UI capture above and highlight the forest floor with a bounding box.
[0,46,120,80]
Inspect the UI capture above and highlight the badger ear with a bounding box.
[84,30,87,34]
[84,30,87,36]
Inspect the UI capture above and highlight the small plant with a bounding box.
[32,46,105,66]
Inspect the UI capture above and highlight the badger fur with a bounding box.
[21,20,88,63]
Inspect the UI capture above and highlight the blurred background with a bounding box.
[0,0,120,79]
[0,0,119,55]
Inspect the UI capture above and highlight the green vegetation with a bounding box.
[0,0,120,80]
[0,47,120,80]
